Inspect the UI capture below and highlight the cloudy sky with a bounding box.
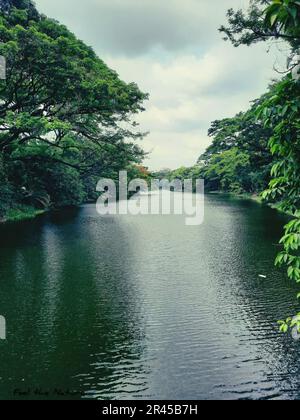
[35,0,286,170]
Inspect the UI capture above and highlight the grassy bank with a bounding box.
[208,191,292,216]
[1,205,46,224]
[231,192,291,215]
[208,191,262,202]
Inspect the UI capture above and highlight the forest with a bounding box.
[0,0,148,222]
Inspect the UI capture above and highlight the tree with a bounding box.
[220,0,300,50]
[197,93,275,194]
[200,148,251,193]
[0,1,148,215]
[0,151,14,217]
[222,0,300,333]
[0,5,147,160]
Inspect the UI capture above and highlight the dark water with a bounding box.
[0,194,299,400]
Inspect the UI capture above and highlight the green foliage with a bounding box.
[0,152,14,217]
[259,77,300,319]
[278,314,300,334]
[5,204,45,222]
[153,165,204,193]
[220,0,300,50]
[0,7,147,155]
[223,0,300,334]
[264,0,300,38]
[46,165,86,208]
[193,97,274,194]
[169,166,202,181]
[201,148,252,193]
[0,1,148,219]
[164,93,275,196]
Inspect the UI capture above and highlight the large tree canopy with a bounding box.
[0,0,148,217]
[193,91,274,194]
[0,1,148,164]
[222,0,300,333]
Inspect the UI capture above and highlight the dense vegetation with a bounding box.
[164,92,274,196]
[0,0,148,221]
[160,95,273,198]
[220,0,300,333]
[168,0,300,332]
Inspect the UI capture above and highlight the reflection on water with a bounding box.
[0,195,299,400]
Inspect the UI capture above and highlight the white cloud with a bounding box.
[35,0,248,56]
[106,43,283,169]
[35,0,287,170]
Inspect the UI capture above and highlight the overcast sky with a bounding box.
[35,0,286,170]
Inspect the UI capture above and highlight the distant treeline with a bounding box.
[156,86,279,197]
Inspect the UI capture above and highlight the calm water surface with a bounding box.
[0,194,299,400]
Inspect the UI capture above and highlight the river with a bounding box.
[0,194,299,400]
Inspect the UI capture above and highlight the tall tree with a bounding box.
[0,1,148,215]
[197,94,274,194]
[0,4,147,163]
[222,0,300,333]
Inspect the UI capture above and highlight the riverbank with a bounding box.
[0,191,288,225]
[208,191,261,201]
[0,205,46,224]
[208,191,292,215]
